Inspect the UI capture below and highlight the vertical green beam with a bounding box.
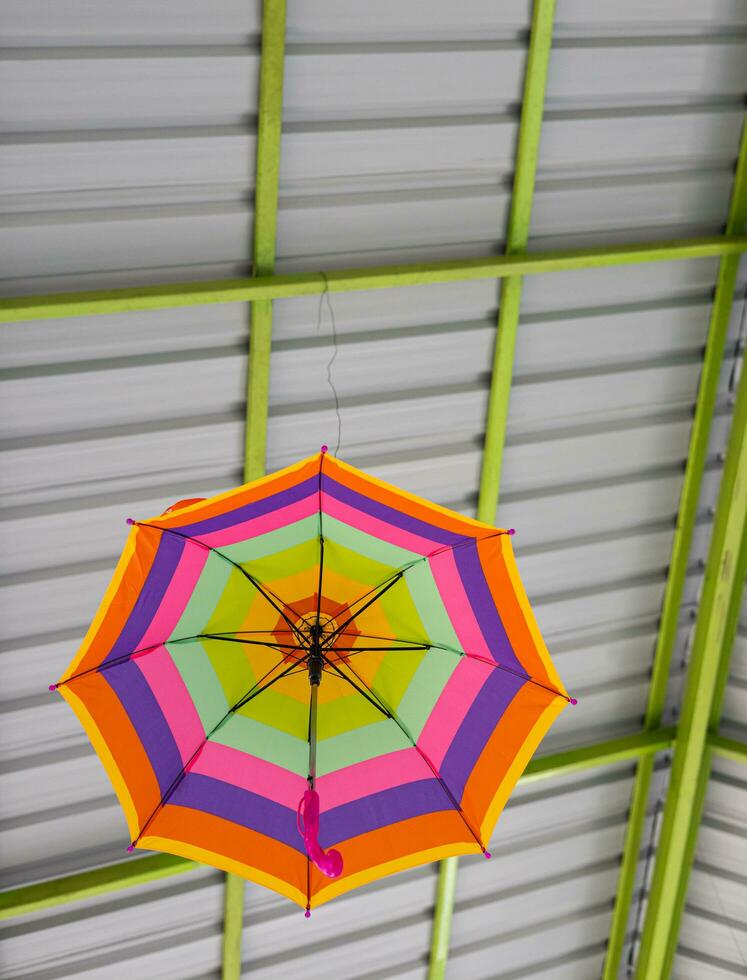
[243,0,287,485]
[427,3,555,977]
[602,114,747,980]
[634,280,747,978]
[223,3,287,979]
[475,0,556,523]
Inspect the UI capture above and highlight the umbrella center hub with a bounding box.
[295,611,338,647]
[295,612,338,686]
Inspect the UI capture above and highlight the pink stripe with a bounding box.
[429,549,494,660]
[138,545,209,650]
[418,658,493,768]
[198,495,319,549]
[136,647,205,764]
[316,748,433,811]
[323,493,436,555]
[190,740,305,808]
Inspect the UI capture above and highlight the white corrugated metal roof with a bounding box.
[1,0,746,977]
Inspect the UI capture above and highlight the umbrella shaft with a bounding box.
[308,680,318,788]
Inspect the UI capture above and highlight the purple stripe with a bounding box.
[322,475,466,547]
[105,532,185,664]
[452,542,522,672]
[320,778,452,848]
[105,662,184,797]
[440,668,525,800]
[174,476,318,536]
[167,772,453,850]
[170,772,305,853]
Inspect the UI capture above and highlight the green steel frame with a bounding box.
[2,1,747,977]
[1,237,745,324]
[225,2,288,977]
[0,728,675,922]
[602,113,747,980]
[429,2,556,976]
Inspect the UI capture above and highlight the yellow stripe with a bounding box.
[141,835,307,908]
[58,683,140,840]
[328,454,502,534]
[500,534,568,695]
[312,840,482,908]
[480,695,567,841]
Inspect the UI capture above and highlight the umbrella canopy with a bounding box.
[53,449,574,913]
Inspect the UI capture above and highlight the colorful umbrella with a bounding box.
[52,448,574,914]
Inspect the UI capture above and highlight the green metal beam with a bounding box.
[477,0,556,525]
[429,4,556,976]
[602,112,747,980]
[0,728,673,922]
[1,237,746,324]
[0,854,196,921]
[224,2,288,977]
[709,732,747,765]
[243,0,287,485]
[634,267,747,978]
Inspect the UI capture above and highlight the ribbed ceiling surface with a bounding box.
[1,1,746,977]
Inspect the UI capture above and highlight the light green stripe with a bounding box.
[169,641,230,731]
[317,718,409,776]
[396,648,460,739]
[171,553,234,638]
[221,514,318,564]
[215,714,307,776]
[323,515,421,567]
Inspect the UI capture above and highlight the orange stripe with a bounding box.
[479,534,565,691]
[60,673,160,836]
[460,682,556,829]
[153,454,320,528]
[146,804,307,899]
[311,809,476,902]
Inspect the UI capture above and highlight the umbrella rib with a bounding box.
[317,530,513,653]
[322,655,487,854]
[320,571,406,649]
[132,521,307,644]
[328,632,574,704]
[53,634,296,687]
[129,651,306,848]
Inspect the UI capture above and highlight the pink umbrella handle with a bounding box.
[298,789,343,879]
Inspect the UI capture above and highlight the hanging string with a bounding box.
[317,272,343,455]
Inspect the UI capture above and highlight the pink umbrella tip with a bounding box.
[127,844,135,852]
[507,528,515,536]
[484,851,492,859]
[570,698,578,705]
[126,518,135,525]
[48,684,57,691]
[305,908,311,918]
[320,445,328,454]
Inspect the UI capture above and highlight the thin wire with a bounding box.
[317,271,343,455]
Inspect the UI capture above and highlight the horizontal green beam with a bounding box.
[521,727,676,785]
[0,853,195,921]
[1,236,746,324]
[709,733,747,765]
[0,728,674,922]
